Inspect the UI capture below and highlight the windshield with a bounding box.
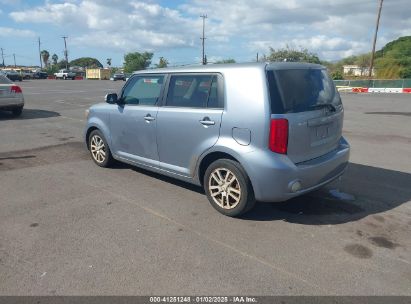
[267,68,341,114]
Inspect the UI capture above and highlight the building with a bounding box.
[86,68,111,80]
[343,65,375,77]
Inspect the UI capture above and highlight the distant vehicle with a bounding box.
[112,73,126,81]
[21,69,34,79]
[3,70,23,82]
[84,62,350,217]
[54,69,76,80]
[33,71,49,79]
[0,74,24,116]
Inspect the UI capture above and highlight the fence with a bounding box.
[334,79,411,88]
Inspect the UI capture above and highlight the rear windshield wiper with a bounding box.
[309,103,336,112]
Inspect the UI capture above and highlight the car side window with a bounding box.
[121,75,164,106]
[166,75,219,108]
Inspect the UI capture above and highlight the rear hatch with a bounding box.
[267,65,343,164]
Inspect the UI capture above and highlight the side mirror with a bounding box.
[105,93,118,104]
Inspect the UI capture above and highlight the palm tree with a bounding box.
[40,50,50,68]
[52,54,58,65]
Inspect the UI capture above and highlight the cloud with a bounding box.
[0,27,36,37]
[8,0,411,61]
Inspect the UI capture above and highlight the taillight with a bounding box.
[11,85,22,93]
[269,118,288,154]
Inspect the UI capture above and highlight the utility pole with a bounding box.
[38,37,42,69]
[62,36,68,69]
[256,53,259,62]
[1,48,5,67]
[13,54,16,67]
[369,0,383,78]
[200,14,207,65]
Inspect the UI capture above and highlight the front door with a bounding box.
[156,74,223,177]
[110,74,165,167]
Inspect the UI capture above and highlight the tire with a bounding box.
[204,159,256,217]
[11,106,23,117]
[63,75,67,80]
[88,130,113,167]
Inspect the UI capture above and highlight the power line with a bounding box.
[369,0,383,77]
[200,14,207,65]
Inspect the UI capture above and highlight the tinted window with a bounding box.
[267,69,341,114]
[166,75,219,108]
[0,74,12,84]
[122,75,164,106]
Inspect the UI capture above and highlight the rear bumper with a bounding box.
[244,137,350,202]
[0,97,24,109]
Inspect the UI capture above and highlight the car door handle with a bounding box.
[199,117,215,126]
[144,114,155,122]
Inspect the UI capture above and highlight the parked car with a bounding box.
[21,69,34,79]
[33,71,49,79]
[84,63,350,217]
[112,73,126,81]
[54,69,76,80]
[3,69,23,82]
[0,74,24,116]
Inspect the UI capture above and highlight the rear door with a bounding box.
[156,73,223,177]
[267,68,343,163]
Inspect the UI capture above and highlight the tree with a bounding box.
[40,50,50,68]
[331,70,344,80]
[155,57,168,68]
[355,53,371,76]
[57,60,68,70]
[123,51,153,73]
[215,59,236,64]
[70,57,103,68]
[266,46,321,64]
[51,54,58,65]
[106,58,112,67]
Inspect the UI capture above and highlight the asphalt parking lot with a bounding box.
[0,80,410,295]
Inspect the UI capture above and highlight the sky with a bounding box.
[0,0,410,67]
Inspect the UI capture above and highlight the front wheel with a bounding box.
[204,159,256,217]
[88,130,113,167]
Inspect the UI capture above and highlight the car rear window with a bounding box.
[0,74,12,84]
[267,69,341,114]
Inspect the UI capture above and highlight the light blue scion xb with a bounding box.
[84,62,350,217]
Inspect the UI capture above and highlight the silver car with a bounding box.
[0,74,24,116]
[85,63,350,216]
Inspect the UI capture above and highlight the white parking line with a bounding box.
[54,100,90,107]
[29,90,87,95]
[60,115,85,122]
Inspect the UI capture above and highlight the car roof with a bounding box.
[132,62,325,75]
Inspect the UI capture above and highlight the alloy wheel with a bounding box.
[208,168,242,209]
[90,135,106,164]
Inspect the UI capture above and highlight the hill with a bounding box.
[328,36,411,79]
[374,36,411,78]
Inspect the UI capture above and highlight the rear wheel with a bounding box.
[63,75,67,80]
[204,159,256,217]
[11,106,23,117]
[88,130,113,167]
